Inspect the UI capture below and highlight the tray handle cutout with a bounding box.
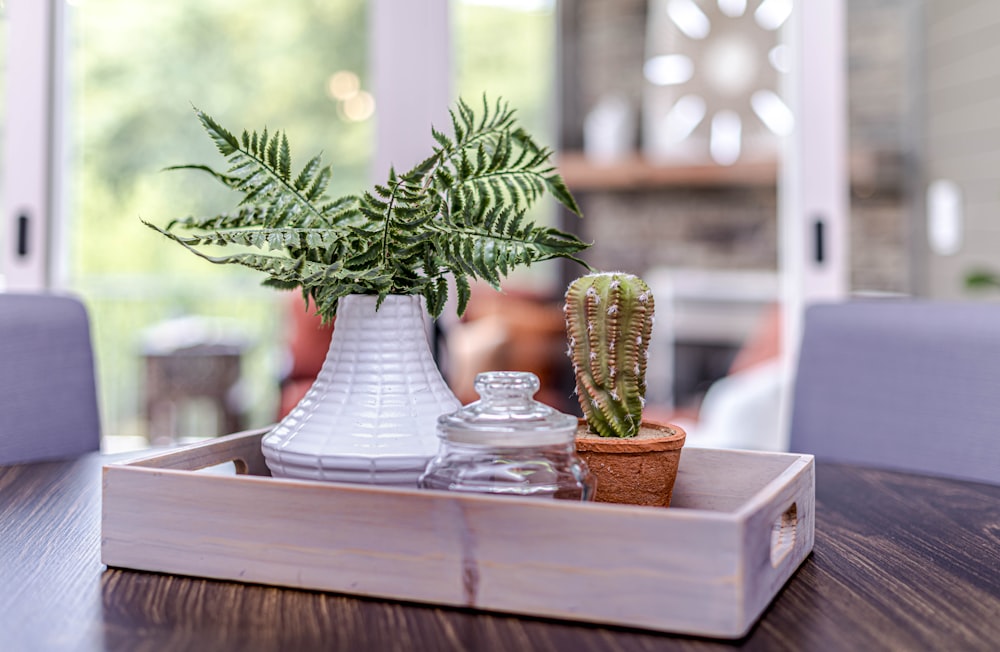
[193,458,249,476]
[128,430,272,475]
[769,502,798,567]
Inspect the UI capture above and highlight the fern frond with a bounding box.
[194,109,334,229]
[148,96,589,320]
[158,226,347,252]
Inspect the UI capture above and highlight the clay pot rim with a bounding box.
[575,419,686,453]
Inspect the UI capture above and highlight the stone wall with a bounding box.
[580,187,778,274]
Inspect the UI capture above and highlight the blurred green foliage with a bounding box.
[67,0,555,439]
[71,0,371,277]
[965,269,1000,290]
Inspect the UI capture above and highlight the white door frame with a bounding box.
[778,0,849,443]
[2,0,66,291]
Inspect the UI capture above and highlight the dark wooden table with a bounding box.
[2,453,998,651]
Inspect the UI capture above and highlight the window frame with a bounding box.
[2,0,66,290]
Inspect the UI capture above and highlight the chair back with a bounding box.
[0,293,101,464]
[789,300,1000,485]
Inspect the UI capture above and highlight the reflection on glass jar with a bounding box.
[419,371,595,500]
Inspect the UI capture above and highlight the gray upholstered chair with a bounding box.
[789,300,1000,485]
[0,293,101,465]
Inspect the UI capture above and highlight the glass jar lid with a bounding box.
[438,371,578,446]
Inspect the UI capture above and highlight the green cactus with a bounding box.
[564,272,654,438]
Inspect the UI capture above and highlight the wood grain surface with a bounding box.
[2,454,999,651]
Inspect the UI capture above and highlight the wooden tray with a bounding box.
[102,429,814,638]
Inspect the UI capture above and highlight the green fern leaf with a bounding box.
[544,174,582,216]
[149,97,589,320]
[278,133,292,180]
[195,109,241,156]
[431,126,451,149]
[454,273,471,316]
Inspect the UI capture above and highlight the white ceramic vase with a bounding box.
[261,294,461,486]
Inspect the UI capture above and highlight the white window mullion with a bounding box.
[369,0,451,182]
[2,0,64,291]
[780,1,849,308]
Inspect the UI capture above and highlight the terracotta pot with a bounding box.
[575,420,686,507]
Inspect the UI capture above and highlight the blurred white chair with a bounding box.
[0,293,101,465]
[686,359,784,451]
[666,299,784,452]
[789,300,1000,485]
[644,267,778,409]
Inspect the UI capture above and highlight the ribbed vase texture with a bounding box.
[261,294,461,485]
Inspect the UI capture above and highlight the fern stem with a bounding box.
[379,180,402,282]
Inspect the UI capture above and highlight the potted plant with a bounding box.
[564,272,686,506]
[144,96,589,486]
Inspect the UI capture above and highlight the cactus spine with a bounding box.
[564,272,654,438]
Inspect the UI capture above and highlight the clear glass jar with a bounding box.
[418,371,595,500]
